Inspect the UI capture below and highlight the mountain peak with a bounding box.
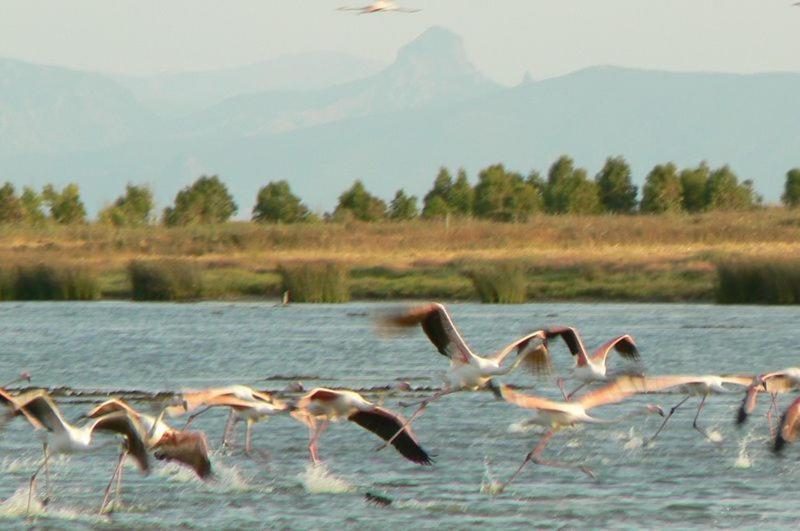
[395,26,469,67]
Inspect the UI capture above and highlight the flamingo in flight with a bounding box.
[543,326,642,399]
[736,367,800,435]
[167,385,289,455]
[638,375,752,446]
[496,375,663,491]
[86,398,212,484]
[337,1,420,14]
[1,390,150,514]
[378,303,555,446]
[289,387,432,465]
[773,395,800,452]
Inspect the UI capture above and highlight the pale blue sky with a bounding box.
[1,0,799,84]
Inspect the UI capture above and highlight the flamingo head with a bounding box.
[645,404,665,417]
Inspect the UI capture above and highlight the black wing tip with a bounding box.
[774,434,787,453]
[735,406,748,426]
[364,492,393,506]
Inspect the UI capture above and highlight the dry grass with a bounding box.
[0,210,796,301]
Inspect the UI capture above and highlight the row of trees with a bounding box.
[1,160,798,226]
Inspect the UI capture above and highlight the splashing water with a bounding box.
[479,457,504,496]
[735,432,755,469]
[507,420,536,434]
[299,463,355,494]
[620,427,644,451]
[0,487,109,523]
[707,429,724,444]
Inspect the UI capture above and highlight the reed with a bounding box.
[128,259,204,301]
[13,263,99,300]
[467,261,529,304]
[278,262,350,303]
[716,258,800,304]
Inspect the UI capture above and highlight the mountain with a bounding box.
[0,58,154,156]
[164,26,502,139]
[0,27,799,215]
[113,52,384,116]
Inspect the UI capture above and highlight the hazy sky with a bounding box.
[1,0,799,84]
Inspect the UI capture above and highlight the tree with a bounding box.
[640,163,683,214]
[42,183,86,224]
[252,180,310,223]
[99,184,154,226]
[332,180,386,222]
[680,162,710,213]
[162,175,237,226]
[473,164,542,222]
[595,156,637,214]
[449,169,474,217]
[704,165,756,211]
[21,187,46,225]
[783,168,800,208]
[544,156,600,214]
[388,189,419,220]
[0,183,24,223]
[422,167,454,219]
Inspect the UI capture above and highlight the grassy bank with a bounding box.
[0,210,797,302]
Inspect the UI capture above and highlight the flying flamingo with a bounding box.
[496,375,663,491]
[2,390,149,514]
[86,398,212,483]
[337,1,420,14]
[543,326,641,399]
[380,302,553,425]
[289,387,432,465]
[639,375,752,446]
[773,395,800,452]
[736,368,800,435]
[167,385,288,454]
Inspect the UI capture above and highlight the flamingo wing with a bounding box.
[347,407,432,465]
[12,390,64,432]
[736,383,761,425]
[544,326,589,364]
[591,335,640,363]
[86,398,135,418]
[576,375,650,409]
[775,396,800,452]
[0,389,42,428]
[153,431,212,479]
[490,330,551,374]
[382,303,472,362]
[498,385,565,411]
[90,412,150,473]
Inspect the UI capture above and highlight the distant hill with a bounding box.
[0,27,798,215]
[112,51,385,116]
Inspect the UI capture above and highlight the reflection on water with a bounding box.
[1,301,800,527]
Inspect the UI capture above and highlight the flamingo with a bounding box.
[337,1,420,14]
[773,395,800,452]
[2,371,31,389]
[167,385,288,454]
[543,326,641,399]
[289,387,432,465]
[639,375,752,446]
[736,368,800,435]
[496,375,663,491]
[85,398,212,481]
[2,390,149,514]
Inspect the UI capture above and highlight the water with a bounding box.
[0,301,799,528]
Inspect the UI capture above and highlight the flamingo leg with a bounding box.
[691,395,719,444]
[220,410,235,448]
[308,420,329,464]
[767,393,778,439]
[556,378,568,401]
[26,447,48,515]
[245,419,253,455]
[181,405,213,430]
[377,389,457,452]
[43,443,51,505]
[643,394,692,447]
[565,383,587,401]
[100,450,127,514]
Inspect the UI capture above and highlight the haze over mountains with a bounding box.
[1,26,798,215]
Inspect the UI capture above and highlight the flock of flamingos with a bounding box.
[2,302,800,515]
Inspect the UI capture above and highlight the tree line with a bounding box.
[1,158,799,226]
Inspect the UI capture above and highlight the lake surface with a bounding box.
[1,301,799,529]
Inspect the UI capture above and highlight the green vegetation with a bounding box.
[128,259,204,301]
[596,156,637,214]
[388,190,419,221]
[99,184,154,227]
[467,261,528,303]
[332,181,386,222]
[716,258,800,304]
[163,175,237,226]
[42,183,87,224]
[782,168,800,208]
[640,163,682,213]
[9,263,99,300]
[252,180,312,223]
[545,156,600,214]
[278,262,350,303]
